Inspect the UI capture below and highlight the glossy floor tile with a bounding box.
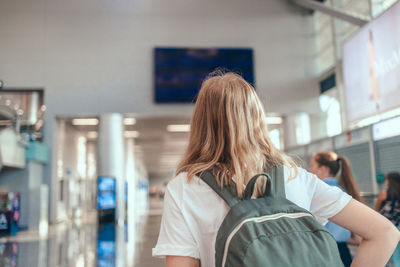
[0,200,165,267]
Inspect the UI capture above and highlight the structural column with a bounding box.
[98,113,125,225]
[125,138,137,263]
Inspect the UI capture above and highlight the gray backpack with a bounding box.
[199,165,343,267]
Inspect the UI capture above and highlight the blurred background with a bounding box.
[0,0,400,266]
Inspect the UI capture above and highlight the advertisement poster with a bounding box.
[343,1,400,123]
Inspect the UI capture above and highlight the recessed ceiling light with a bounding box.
[166,124,190,132]
[265,117,282,124]
[124,118,136,125]
[72,118,99,126]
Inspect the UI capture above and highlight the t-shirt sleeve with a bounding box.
[152,182,200,259]
[306,172,352,221]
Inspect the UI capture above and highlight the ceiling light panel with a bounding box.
[265,117,283,124]
[124,118,136,125]
[72,118,99,126]
[166,124,190,132]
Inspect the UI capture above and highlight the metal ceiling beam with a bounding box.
[293,0,370,26]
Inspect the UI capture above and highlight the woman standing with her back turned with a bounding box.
[152,71,400,267]
[309,152,363,267]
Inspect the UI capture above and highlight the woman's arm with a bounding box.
[166,256,200,267]
[375,190,387,211]
[348,233,362,245]
[330,199,400,267]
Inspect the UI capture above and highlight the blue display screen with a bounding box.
[97,224,116,267]
[154,47,254,103]
[97,240,115,267]
[97,177,116,210]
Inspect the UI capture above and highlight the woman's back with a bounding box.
[153,166,351,266]
[152,72,400,266]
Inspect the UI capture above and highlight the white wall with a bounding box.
[0,0,320,222]
[0,0,318,115]
[53,120,89,222]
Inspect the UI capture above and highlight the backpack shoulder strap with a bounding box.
[266,164,286,198]
[199,170,240,208]
[243,165,286,199]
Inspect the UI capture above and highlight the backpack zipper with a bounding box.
[221,212,312,267]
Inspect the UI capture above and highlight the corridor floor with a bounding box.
[0,199,165,267]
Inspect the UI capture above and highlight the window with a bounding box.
[295,113,311,145]
[269,129,282,150]
[371,0,399,17]
[319,88,342,136]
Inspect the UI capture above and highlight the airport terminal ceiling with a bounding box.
[0,0,322,119]
[68,116,192,179]
[68,114,283,180]
[2,0,396,182]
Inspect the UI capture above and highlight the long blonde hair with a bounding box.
[176,71,297,196]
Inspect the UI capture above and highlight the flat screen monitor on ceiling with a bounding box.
[343,1,400,124]
[154,47,254,103]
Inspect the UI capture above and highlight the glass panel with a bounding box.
[371,0,400,17]
[319,88,343,136]
[314,11,335,73]
[332,0,370,59]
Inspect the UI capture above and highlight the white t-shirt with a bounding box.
[152,166,352,267]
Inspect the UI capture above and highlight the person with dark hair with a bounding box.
[310,151,363,202]
[309,151,363,267]
[376,172,400,266]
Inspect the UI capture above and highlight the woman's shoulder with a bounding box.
[168,166,318,197]
[283,165,315,183]
[165,171,226,218]
[165,172,189,195]
[163,173,192,209]
[283,165,325,196]
[166,172,209,195]
[167,172,188,186]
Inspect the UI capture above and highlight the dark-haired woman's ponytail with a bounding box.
[338,156,364,203]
